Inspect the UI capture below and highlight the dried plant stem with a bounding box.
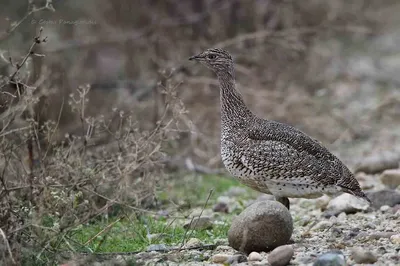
[0,228,16,264]
[179,189,213,250]
[84,217,123,246]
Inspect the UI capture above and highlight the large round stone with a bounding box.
[228,200,293,254]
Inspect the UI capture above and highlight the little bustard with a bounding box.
[189,48,370,209]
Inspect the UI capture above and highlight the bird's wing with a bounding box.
[239,138,337,186]
[248,120,336,161]
[240,120,369,201]
[238,120,343,185]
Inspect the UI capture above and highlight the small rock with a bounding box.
[345,228,360,240]
[211,253,230,263]
[315,195,331,210]
[393,204,400,214]
[147,233,167,240]
[268,245,294,266]
[188,250,205,262]
[183,216,213,230]
[215,245,232,252]
[215,196,240,213]
[380,168,400,189]
[146,244,168,252]
[337,212,347,221]
[377,246,387,254]
[369,232,397,240]
[298,215,311,227]
[248,251,262,261]
[390,234,400,245]
[355,152,400,174]
[365,223,376,229]
[332,228,343,239]
[253,260,269,266]
[185,238,202,248]
[227,253,248,264]
[313,251,346,266]
[156,209,169,218]
[351,247,378,264]
[214,239,228,246]
[314,221,333,230]
[380,205,391,212]
[326,193,369,215]
[228,200,293,254]
[212,202,229,213]
[367,189,400,209]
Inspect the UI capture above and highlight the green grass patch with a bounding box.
[67,174,256,253]
[70,215,229,252]
[157,174,252,207]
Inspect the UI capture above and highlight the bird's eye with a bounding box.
[207,54,217,60]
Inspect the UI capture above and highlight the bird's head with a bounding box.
[189,48,233,75]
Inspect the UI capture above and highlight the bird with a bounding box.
[189,48,370,209]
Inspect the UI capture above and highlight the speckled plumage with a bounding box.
[189,48,370,207]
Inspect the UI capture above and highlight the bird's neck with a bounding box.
[217,70,253,127]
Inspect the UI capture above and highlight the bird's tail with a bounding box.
[339,186,371,204]
[337,165,371,204]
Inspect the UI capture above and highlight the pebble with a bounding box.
[211,253,229,263]
[351,247,378,264]
[314,220,333,230]
[331,227,342,238]
[326,194,369,215]
[313,251,346,266]
[227,253,248,264]
[390,234,400,245]
[156,209,169,218]
[253,260,269,266]
[377,246,387,254]
[184,237,202,248]
[215,245,232,252]
[368,232,397,240]
[337,212,347,221]
[345,228,360,240]
[183,216,213,230]
[380,168,400,189]
[212,201,229,213]
[146,244,168,252]
[393,204,400,214]
[228,200,293,254]
[367,189,400,209]
[268,245,294,266]
[216,196,240,213]
[248,251,262,261]
[380,205,391,212]
[315,195,331,210]
[213,238,228,246]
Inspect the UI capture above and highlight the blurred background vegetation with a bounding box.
[1,0,400,265]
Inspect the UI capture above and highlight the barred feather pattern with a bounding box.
[191,48,370,203]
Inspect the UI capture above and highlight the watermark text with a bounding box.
[31,19,97,26]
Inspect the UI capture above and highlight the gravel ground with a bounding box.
[62,138,400,266]
[128,196,399,266]
[79,179,399,266]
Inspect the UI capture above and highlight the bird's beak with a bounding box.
[189,55,201,61]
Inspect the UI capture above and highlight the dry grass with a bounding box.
[0,29,189,265]
[1,0,399,265]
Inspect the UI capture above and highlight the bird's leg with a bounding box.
[275,196,290,210]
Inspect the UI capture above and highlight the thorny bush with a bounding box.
[0,29,187,265]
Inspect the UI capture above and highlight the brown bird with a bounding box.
[189,48,370,209]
